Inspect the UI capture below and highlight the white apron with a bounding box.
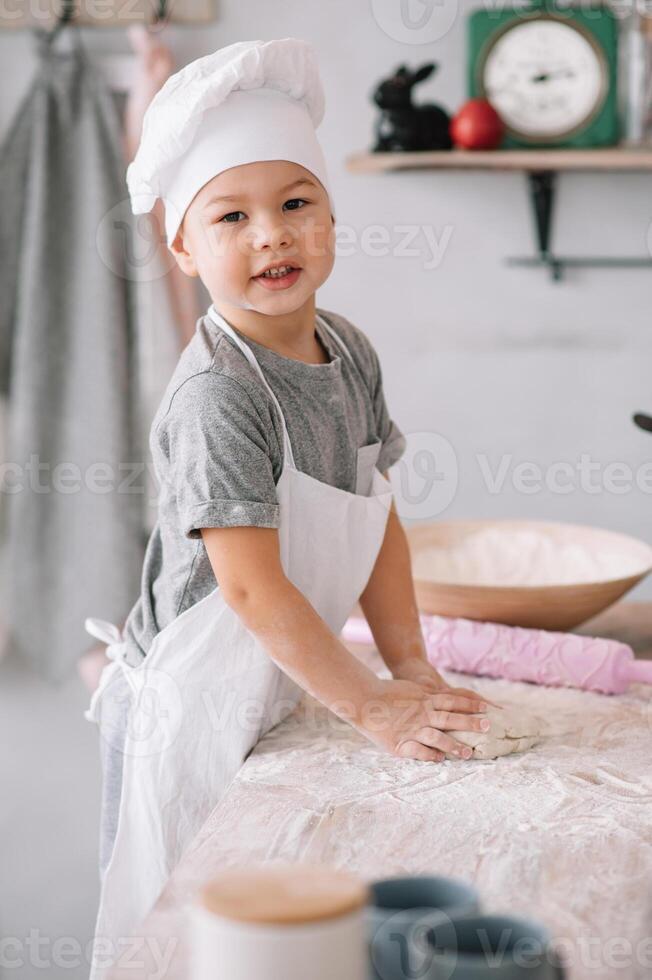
[83,309,394,979]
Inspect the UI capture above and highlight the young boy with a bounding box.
[84,37,498,974]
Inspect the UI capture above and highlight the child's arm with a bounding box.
[201,523,492,762]
[358,478,502,709]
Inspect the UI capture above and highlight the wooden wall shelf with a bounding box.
[346,147,652,175]
[345,147,652,281]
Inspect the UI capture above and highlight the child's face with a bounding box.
[170,160,335,315]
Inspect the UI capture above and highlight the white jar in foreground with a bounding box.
[189,862,369,980]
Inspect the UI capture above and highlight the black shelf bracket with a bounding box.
[505,169,652,282]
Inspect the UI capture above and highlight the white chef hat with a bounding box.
[126,37,336,248]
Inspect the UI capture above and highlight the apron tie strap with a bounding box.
[85,617,123,647]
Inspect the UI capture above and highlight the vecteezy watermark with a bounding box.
[367,912,652,980]
[369,0,621,43]
[336,223,453,271]
[369,907,456,980]
[93,669,499,761]
[4,442,652,522]
[0,0,179,27]
[559,0,649,21]
[0,929,177,979]
[369,0,460,45]
[198,217,455,271]
[549,935,652,973]
[368,909,564,980]
[96,198,178,283]
[481,0,620,21]
[476,453,652,498]
[96,665,184,757]
[2,925,650,976]
[0,456,147,496]
[94,665,336,759]
[391,431,459,521]
[95,195,455,280]
[389,438,652,521]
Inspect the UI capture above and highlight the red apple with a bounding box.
[450,99,505,150]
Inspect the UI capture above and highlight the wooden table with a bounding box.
[108,603,652,980]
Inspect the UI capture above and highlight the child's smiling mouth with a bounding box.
[253,266,302,290]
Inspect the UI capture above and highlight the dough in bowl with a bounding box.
[452,705,546,760]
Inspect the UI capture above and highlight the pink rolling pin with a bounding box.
[341,614,652,695]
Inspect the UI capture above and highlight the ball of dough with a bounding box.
[452,705,545,760]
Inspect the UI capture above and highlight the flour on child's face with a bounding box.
[175,160,335,316]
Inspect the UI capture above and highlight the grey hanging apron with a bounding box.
[0,26,145,681]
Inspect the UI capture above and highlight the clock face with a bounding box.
[481,18,606,140]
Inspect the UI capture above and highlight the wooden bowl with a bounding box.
[404,520,652,632]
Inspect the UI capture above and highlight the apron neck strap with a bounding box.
[206,306,297,470]
[316,315,355,366]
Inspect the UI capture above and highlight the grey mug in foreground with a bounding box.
[367,875,481,980]
[427,913,567,979]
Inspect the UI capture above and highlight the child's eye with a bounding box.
[220,211,246,224]
[283,198,308,211]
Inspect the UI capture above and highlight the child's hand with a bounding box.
[353,677,493,763]
[390,654,504,710]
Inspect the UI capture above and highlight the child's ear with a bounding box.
[169,228,199,277]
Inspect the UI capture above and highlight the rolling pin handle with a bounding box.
[624,657,652,686]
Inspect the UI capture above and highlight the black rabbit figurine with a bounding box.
[633,413,652,433]
[372,63,452,152]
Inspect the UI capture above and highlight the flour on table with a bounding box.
[452,705,546,760]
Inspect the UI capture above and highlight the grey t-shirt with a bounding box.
[121,306,406,665]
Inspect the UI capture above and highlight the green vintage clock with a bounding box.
[468,1,619,148]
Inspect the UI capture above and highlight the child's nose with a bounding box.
[249,217,294,252]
